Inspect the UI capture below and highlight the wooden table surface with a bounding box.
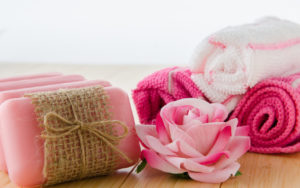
[0,63,299,188]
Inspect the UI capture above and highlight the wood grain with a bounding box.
[122,165,219,188]
[0,171,17,188]
[49,167,134,188]
[0,64,300,188]
[222,152,300,188]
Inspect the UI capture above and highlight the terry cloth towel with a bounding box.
[190,17,300,107]
[132,67,204,124]
[230,73,300,153]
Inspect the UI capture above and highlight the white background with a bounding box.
[0,0,299,65]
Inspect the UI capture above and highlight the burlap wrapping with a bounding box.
[25,86,131,186]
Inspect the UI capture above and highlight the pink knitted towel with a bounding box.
[230,73,300,153]
[132,67,204,124]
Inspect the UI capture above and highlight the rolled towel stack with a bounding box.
[133,17,300,154]
[230,73,300,153]
[190,17,300,111]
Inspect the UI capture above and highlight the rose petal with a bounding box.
[188,162,240,183]
[161,105,193,131]
[183,159,215,173]
[177,139,205,158]
[215,136,250,169]
[165,141,179,153]
[142,150,184,174]
[161,98,214,122]
[187,108,201,119]
[193,151,230,165]
[207,126,232,155]
[169,125,196,148]
[184,109,209,124]
[186,122,226,154]
[235,126,250,136]
[160,105,184,127]
[198,114,209,123]
[226,118,238,136]
[135,124,157,148]
[156,114,171,144]
[180,118,205,132]
[146,135,175,155]
[164,156,184,169]
[165,157,214,173]
[165,139,204,158]
[173,105,192,125]
[211,103,229,122]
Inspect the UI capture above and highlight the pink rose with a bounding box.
[136,98,250,183]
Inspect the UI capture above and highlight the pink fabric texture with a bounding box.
[132,67,204,124]
[230,73,300,153]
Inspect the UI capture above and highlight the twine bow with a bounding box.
[41,93,132,179]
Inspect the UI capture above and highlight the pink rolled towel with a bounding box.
[133,67,204,124]
[230,73,300,153]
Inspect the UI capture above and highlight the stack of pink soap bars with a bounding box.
[0,73,140,187]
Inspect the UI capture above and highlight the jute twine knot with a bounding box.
[42,112,133,177]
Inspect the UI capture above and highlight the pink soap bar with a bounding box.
[0,74,85,91]
[0,72,62,83]
[0,80,111,172]
[0,86,140,187]
[0,80,111,104]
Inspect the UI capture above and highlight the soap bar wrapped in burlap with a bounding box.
[26,86,131,186]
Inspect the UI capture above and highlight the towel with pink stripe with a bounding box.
[191,17,300,110]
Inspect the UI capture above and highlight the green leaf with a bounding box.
[136,159,147,173]
[235,171,242,177]
[171,172,191,179]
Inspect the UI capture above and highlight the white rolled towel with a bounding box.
[191,17,300,110]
